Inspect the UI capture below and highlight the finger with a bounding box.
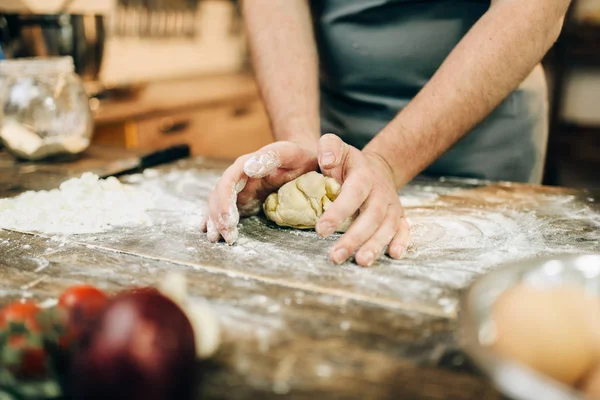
[208,185,240,245]
[206,218,221,243]
[221,224,239,245]
[211,161,249,238]
[316,170,372,237]
[355,208,400,267]
[329,198,388,265]
[388,217,411,259]
[244,141,317,178]
[318,134,350,183]
[214,180,244,232]
[214,158,250,219]
[206,190,222,242]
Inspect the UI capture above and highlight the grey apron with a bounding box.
[311,0,548,184]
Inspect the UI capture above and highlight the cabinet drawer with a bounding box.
[135,99,273,159]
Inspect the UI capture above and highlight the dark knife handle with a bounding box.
[108,144,192,178]
[139,144,191,170]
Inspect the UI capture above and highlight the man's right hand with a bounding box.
[201,140,318,244]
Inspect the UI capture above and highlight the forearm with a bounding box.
[364,0,570,188]
[242,0,320,149]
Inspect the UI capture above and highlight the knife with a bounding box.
[100,144,191,179]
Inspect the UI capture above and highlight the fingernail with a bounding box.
[392,245,406,259]
[320,152,336,167]
[332,248,349,264]
[222,228,239,245]
[362,251,375,267]
[317,222,335,237]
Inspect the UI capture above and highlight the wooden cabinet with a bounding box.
[92,74,274,160]
[133,99,272,159]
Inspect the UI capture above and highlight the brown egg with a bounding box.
[491,284,600,385]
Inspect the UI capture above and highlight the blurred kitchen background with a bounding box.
[0,0,599,188]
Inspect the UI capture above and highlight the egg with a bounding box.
[491,284,600,385]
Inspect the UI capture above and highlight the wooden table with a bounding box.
[1,148,599,399]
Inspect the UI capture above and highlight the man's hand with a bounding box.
[201,141,318,244]
[316,134,410,267]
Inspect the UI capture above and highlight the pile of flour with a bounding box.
[0,173,154,234]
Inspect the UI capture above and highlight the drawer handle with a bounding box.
[159,117,190,134]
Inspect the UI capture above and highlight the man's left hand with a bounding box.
[316,134,410,267]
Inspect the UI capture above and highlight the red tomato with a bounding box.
[58,285,109,347]
[59,285,108,316]
[0,301,41,330]
[0,301,46,378]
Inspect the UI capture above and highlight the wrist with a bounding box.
[363,124,419,189]
[363,125,404,189]
[362,149,402,190]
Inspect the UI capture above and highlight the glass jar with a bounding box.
[0,56,93,161]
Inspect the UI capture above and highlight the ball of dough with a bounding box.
[263,171,354,232]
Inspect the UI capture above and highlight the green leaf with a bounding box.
[0,378,62,400]
[1,346,22,366]
[0,368,18,385]
[23,334,42,348]
[15,379,61,398]
[0,387,23,400]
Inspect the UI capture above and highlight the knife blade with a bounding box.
[100,144,191,179]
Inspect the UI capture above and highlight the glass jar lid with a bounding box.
[0,56,75,76]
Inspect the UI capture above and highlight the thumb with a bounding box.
[318,134,348,181]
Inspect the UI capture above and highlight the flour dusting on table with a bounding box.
[2,162,599,319]
[0,168,214,235]
[0,172,154,234]
[2,167,598,277]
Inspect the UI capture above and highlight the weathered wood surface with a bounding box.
[1,148,599,399]
[0,229,498,400]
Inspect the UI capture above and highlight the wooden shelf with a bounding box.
[92,72,261,126]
